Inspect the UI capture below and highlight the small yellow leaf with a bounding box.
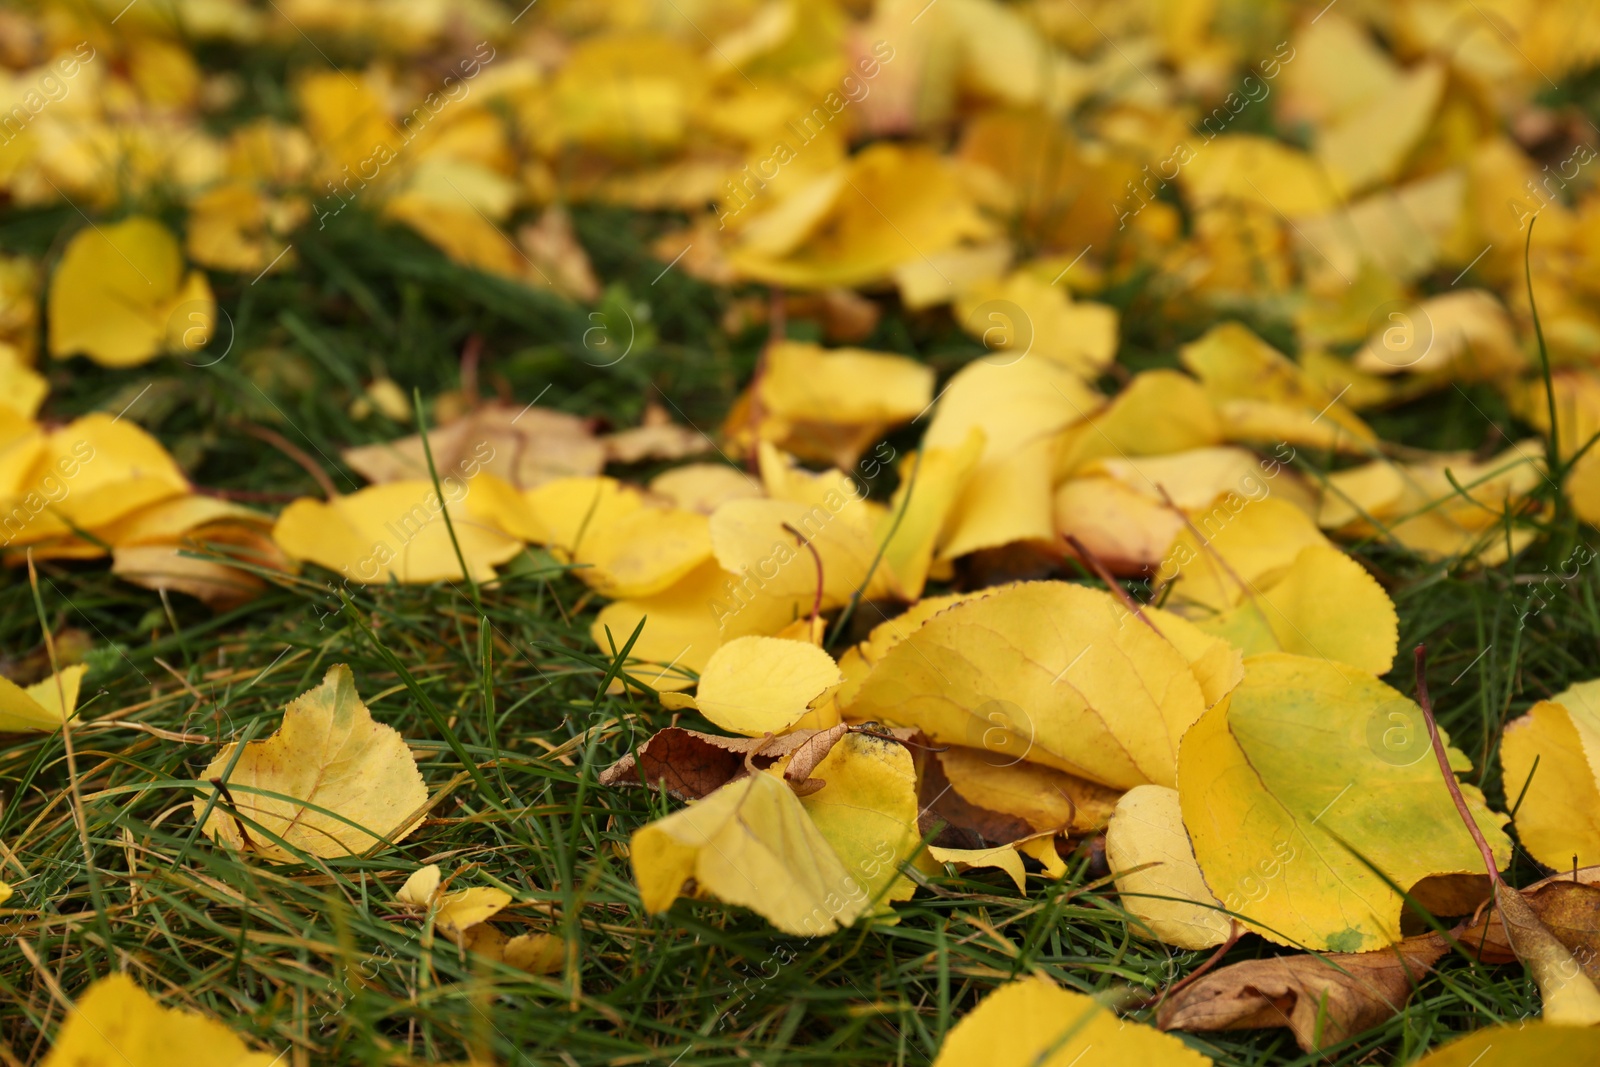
[48,217,215,368]
[273,481,523,584]
[681,635,842,736]
[630,769,866,935]
[1106,785,1231,950]
[397,865,441,905]
[932,976,1214,1066]
[193,664,429,863]
[925,844,1027,892]
[795,732,921,915]
[504,933,566,975]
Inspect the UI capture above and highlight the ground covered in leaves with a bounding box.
[8,0,1600,1065]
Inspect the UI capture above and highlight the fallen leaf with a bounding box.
[629,768,867,935]
[343,402,603,491]
[659,635,842,736]
[1156,934,1451,1050]
[1178,653,1511,951]
[846,580,1211,790]
[47,216,215,368]
[0,664,87,733]
[925,844,1027,892]
[1405,1024,1600,1066]
[193,664,429,863]
[41,973,278,1066]
[934,976,1214,1066]
[1107,784,1232,950]
[1501,691,1600,870]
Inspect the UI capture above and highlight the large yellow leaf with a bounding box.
[193,664,428,863]
[42,974,278,1066]
[48,216,215,368]
[1501,684,1600,869]
[1179,654,1511,951]
[630,768,867,935]
[845,581,1210,790]
[932,976,1214,1067]
[1409,1024,1600,1066]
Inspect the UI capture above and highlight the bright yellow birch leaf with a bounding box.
[1188,544,1400,675]
[954,271,1119,378]
[48,217,215,368]
[1179,654,1511,952]
[845,581,1209,790]
[396,864,512,941]
[193,664,428,863]
[630,768,867,935]
[273,481,522,584]
[41,973,278,1066]
[932,976,1214,1067]
[0,664,87,733]
[795,732,920,915]
[1055,370,1223,477]
[1500,685,1600,869]
[1106,784,1231,950]
[875,428,984,600]
[1408,1025,1600,1067]
[663,636,842,736]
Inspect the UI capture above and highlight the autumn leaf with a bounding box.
[193,664,429,863]
[1178,654,1510,952]
[48,217,215,368]
[845,580,1212,790]
[0,664,87,733]
[629,768,868,935]
[933,976,1214,1067]
[42,974,278,1066]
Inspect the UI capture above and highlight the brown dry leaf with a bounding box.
[516,205,599,302]
[1156,935,1451,1051]
[599,725,852,800]
[343,402,603,490]
[601,404,713,464]
[1490,878,1600,1023]
[192,664,428,863]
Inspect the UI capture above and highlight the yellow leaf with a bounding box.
[435,886,512,941]
[504,933,566,975]
[734,341,934,469]
[397,864,441,905]
[675,636,842,736]
[42,973,278,1066]
[273,481,523,584]
[1315,63,1445,198]
[925,844,1027,892]
[1180,322,1374,452]
[924,359,1100,558]
[932,976,1214,1067]
[938,745,1120,834]
[630,769,867,935]
[796,732,921,915]
[1180,136,1334,218]
[1407,1024,1600,1067]
[1054,370,1222,476]
[846,581,1209,790]
[875,428,984,600]
[1353,290,1524,380]
[1179,654,1511,951]
[954,271,1118,379]
[1501,692,1600,869]
[48,216,215,368]
[0,664,87,733]
[1106,784,1231,950]
[193,664,429,863]
[1187,544,1400,675]
[1161,497,1331,616]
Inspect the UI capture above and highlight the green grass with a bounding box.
[0,191,1595,1067]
